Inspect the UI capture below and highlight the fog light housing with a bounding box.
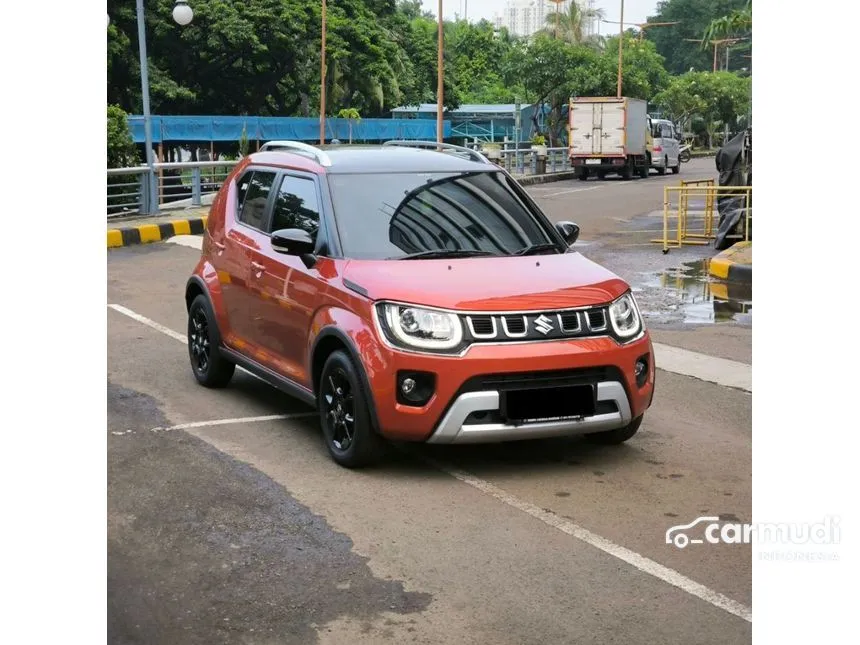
[635,354,650,388]
[397,371,436,406]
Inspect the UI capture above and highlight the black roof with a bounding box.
[254,145,496,175]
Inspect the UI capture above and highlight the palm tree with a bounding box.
[540,1,606,46]
[703,1,752,44]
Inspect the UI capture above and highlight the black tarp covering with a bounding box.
[714,128,752,250]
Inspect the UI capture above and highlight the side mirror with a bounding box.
[555,221,580,246]
[272,228,315,256]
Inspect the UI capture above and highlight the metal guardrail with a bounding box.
[107,160,238,217]
[106,145,577,216]
[656,182,752,253]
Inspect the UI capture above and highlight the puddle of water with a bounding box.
[631,259,752,326]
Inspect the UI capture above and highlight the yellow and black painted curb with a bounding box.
[708,241,752,283]
[108,216,208,248]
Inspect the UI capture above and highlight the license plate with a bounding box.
[585,158,601,165]
[501,385,596,422]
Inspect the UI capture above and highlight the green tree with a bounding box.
[108,104,139,168]
[645,0,750,74]
[600,35,671,100]
[337,108,362,143]
[652,71,750,147]
[703,0,752,43]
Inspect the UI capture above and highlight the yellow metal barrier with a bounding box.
[653,182,752,253]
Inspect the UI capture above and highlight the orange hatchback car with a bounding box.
[185,141,655,467]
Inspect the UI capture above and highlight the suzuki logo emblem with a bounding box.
[534,314,554,335]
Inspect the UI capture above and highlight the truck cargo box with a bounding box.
[569,97,648,157]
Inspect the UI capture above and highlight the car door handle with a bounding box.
[251,261,266,275]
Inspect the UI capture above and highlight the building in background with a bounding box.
[493,0,597,39]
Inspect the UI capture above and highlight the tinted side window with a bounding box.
[270,176,321,240]
[236,171,253,209]
[661,124,673,139]
[239,171,276,230]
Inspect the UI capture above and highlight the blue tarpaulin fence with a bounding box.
[127,115,451,143]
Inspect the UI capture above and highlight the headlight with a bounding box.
[608,293,643,340]
[378,303,464,351]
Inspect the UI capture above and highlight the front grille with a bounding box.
[461,366,621,394]
[461,305,610,343]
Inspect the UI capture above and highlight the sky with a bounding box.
[422,0,660,27]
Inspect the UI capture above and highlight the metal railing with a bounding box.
[106,144,578,216]
[655,182,752,253]
[107,160,238,217]
[479,146,573,175]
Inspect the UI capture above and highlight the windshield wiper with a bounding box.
[513,243,561,256]
[394,249,499,260]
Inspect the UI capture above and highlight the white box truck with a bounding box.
[568,97,652,180]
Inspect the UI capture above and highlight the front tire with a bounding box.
[318,350,386,468]
[586,415,643,445]
[187,294,235,388]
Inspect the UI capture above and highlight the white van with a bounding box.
[650,118,681,175]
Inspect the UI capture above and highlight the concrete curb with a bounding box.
[516,170,580,186]
[709,241,752,283]
[108,216,208,248]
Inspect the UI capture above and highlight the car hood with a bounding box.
[341,252,630,311]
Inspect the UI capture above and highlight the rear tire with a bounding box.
[621,160,634,180]
[577,167,589,181]
[657,157,667,175]
[639,160,649,179]
[187,294,235,388]
[597,170,608,180]
[318,350,386,468]
[586,415,643,445]
[671,162,680,174]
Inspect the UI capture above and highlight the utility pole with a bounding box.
[436,0,444,144]
[320,0,327,144]
[616,0,624,98]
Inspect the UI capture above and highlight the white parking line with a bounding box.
[167,235,204,250]
[653,343,751,392]
[151,413,315,432]
[542,186,603,198]
[109,304,752,623]
[427,457,753,623]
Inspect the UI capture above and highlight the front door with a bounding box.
[253,172,327,388]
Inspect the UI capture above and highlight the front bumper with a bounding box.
[427,381,631,444]
[368,334,655,443]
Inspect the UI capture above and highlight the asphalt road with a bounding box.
[107,159,752,644]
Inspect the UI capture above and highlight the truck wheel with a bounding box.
[577,167,589,181]
[621,161,634,180]
[639,162,649,179]
[597,170,607,180]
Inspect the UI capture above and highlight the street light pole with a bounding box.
[436,0,444,144]
[616,0,624,98]
[320,0,327,145]
[132,0,193,215]
[135,0,158,214]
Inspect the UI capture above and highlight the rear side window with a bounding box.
[661,124,673,139]
[239,171,276,230]
[270,175,321,240]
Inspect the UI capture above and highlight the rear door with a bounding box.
[571,102,625,156]
[221,169,277,352]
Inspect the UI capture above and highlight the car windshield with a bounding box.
[326,171,557,260]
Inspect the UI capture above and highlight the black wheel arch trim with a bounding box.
[185,275,210,310]
[311,327,382,435]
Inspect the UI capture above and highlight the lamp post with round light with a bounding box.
[131,0,194,213]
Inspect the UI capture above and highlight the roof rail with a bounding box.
[259,140,332,167]
[383,140,492,165]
